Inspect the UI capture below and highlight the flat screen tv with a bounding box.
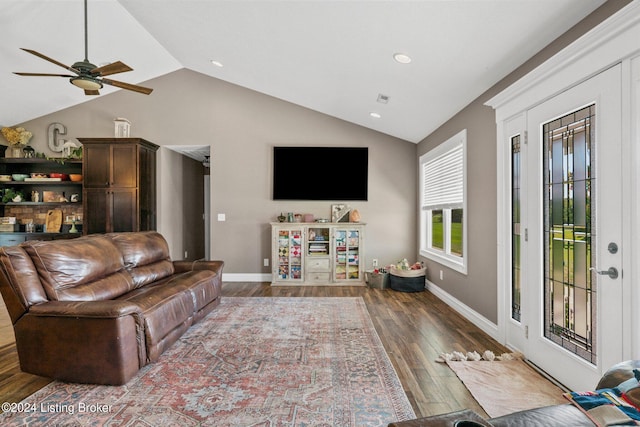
[273,146,368,200]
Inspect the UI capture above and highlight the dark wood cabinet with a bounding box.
[79,138,158,234]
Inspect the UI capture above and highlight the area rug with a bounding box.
[0,297,415,426]
[441,352,567,418]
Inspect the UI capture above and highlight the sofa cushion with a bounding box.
[108,232,175,288]
[117,280,195,362]
[23,235,133,301]
[173,270,220,313]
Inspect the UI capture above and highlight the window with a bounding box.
[420,129,467,273]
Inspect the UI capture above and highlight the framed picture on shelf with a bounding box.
[331,204,350,222]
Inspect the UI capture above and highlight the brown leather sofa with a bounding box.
[0,231,223,385]
[389,360,640,427]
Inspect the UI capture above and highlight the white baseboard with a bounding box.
[223,273,271,282]
[426,279,500,342]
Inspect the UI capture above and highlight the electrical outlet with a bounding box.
[440,270,444,280]
[184,251,188,259]
[264,258,269,267]
[372,259,378,267]
[217,213,226,221]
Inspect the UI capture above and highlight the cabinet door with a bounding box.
[83,189,109,234]
[274,227,303,282]
[83,188,138,233]
[83,145,111,188]
[333,228,361,282]
[111,145,138,188]
[111,189,138,232]
[83,144,137,188]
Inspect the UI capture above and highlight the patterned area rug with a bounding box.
[1,297,415,426]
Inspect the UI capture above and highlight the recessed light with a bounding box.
[210,60,224,67]
[370,112,381,119]
[393,53,412,64]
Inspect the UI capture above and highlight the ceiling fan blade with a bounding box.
[14,72,75,77]
[101,78,153,95]
[84,89,100,96]
[91,61,132,77]
[20,48,79,74]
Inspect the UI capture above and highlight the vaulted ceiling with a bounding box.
[1,0,607,143]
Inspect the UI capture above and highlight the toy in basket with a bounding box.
[388,259,426,292]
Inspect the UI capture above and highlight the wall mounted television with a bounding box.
[273,146,368,200]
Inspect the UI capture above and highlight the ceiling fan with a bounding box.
[13,0,153,96]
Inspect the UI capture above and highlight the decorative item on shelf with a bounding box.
[11,173,28,181]
[62,140,79,158]
[287,212,294,222]
[277,213,286,222]
[70,194,79,202]
[331,204,351,223]
[1,189,23,203]
[43,191,68,203]
[350,209,361,223]
[31,191,40,203]
[114,117,131,137]
[23,146,35,158]
[304,214,314,223]
[69,174,83,182]
[47,122,66,153]
[1,126,32,158]
[294,214,302,223]
[46,209,63,233]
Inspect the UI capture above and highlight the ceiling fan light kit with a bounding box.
[70,76,103,91]
[13,0,152,96]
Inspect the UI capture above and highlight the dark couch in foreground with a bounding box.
[389,360,640,427]
[0,231,223,385]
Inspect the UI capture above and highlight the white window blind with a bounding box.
[422,143,464,210]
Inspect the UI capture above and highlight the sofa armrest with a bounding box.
[15,300,146,385]
[173,260,224,275]
[28,299,143,318]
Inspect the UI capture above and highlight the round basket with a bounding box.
[389,267,426,278]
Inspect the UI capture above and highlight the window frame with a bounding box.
[419,129,468,274]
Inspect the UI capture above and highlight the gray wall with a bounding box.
[417,0,631,323]
[17,69,417,275]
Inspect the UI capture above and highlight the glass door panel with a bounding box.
[277,228,302,280]
[334,228,360,281]
[543,105,596,363]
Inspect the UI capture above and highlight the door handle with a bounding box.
[590,267,619,279]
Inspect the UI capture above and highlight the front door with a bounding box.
[521,65,623,391]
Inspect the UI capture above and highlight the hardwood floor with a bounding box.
[0,282,511,420]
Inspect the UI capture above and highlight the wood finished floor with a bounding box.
[0,282,512,419]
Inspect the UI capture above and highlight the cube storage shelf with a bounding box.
[271,222,365,286]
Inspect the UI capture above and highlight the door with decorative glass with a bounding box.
[520,65,623,391]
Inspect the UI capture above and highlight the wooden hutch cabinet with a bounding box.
[79,138,158,234]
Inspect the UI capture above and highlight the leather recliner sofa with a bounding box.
[0,231,223,385]
[388,360,640,427]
